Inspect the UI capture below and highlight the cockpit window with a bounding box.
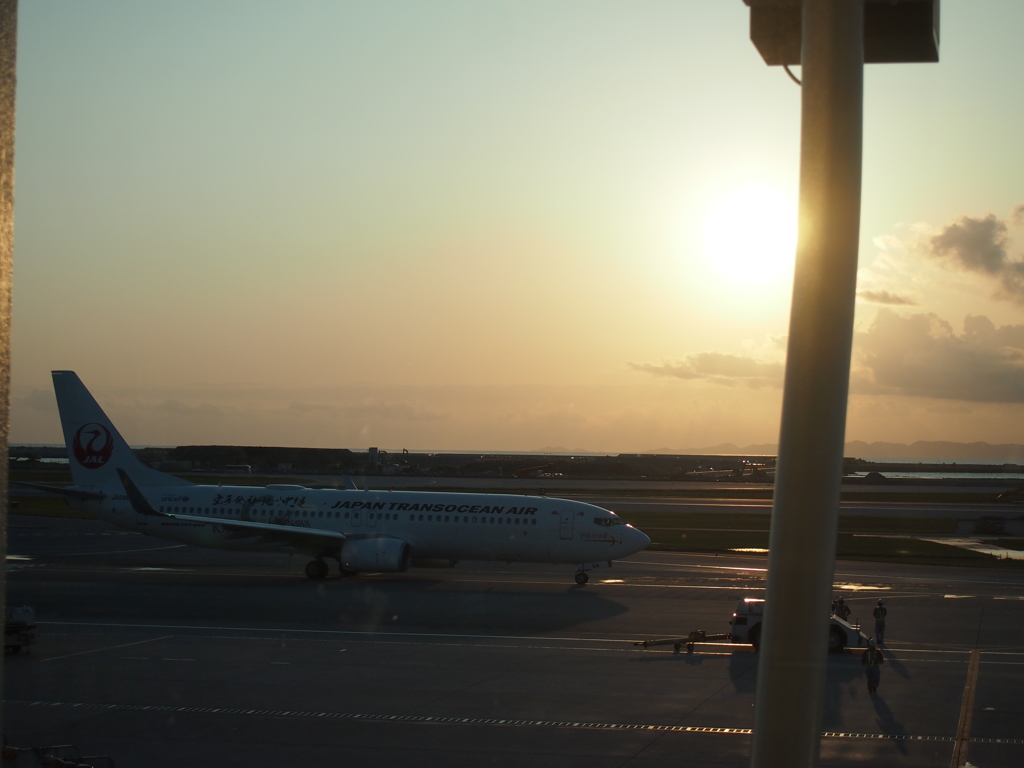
[594,515,626,527]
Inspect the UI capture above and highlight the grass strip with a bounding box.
[646,528,1024,569]
[9,496,92,519]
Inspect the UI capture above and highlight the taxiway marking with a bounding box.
[6,698,1022,745]
[950,649,980,768]
[40,635,172,663]
[36,621,1024,657]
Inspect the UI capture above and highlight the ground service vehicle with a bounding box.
[634,597,869,654]
[729,598,869,651]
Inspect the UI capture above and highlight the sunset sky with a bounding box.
[10,1,1024,452]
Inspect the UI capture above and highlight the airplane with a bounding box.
[23,371,651,584]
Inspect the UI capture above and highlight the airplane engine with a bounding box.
[341,537,411,573]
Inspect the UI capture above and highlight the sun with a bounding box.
[703,185,797,287]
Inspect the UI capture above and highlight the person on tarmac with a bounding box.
[833,596,851,621]
[861,638,884,693]
[873,599,887,645]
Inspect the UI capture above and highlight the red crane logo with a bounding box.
[72,423,114,469]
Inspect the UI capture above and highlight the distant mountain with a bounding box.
[654,441,1024,461]
[844,441,1024,461]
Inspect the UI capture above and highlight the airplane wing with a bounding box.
[116,469,346,553]
[11,481,106,501]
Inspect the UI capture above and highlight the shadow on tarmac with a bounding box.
[882,648,912,680]
[717,646,910,738]
[871,693,909,753]
[730,649,759,692]
[630,647,754,667]
[9,570,633,635]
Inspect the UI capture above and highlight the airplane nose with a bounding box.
[626,526,651,554]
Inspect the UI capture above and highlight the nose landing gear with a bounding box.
[573,560,612,585]
[305,559,329,580]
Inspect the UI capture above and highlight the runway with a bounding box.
[5,515,1024,767]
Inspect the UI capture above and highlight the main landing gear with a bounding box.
[305,559,359,579]
[305,559,329,580]
[574,571,589,585]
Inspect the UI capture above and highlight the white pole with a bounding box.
[750,1,864,766]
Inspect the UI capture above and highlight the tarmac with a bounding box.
[5,514,1024,767]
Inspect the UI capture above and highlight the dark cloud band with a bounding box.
[927,209,1024,303]
[633,309,1024,404]
[629,352,783,389]
[857,290,916,306]
[853,310,1024,403]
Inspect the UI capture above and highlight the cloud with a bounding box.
[926,212,1024,303]
[853,309,1024,402]
[336,402,447,422]
[858,290,917,306]
[153,400,225,418]
[14,389,56,412]
[1014,204,1024,226]
[288,402,332,414]
[742,333,788,355]
[630,352,784,389]
[289,399,448,422]
[926,404,972,414]
[929,214,1008,274]
[633,304,1024,404]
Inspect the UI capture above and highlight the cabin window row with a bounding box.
[340,511,537,525]
[157,506,538,526]
[160,506,338,518]
[411,514,535,525]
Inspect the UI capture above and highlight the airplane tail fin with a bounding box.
[52,371,191,489]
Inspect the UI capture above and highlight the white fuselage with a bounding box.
[74,483,650,565]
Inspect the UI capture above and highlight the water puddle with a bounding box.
[920,538,1024,561]
[833,583,891,592]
